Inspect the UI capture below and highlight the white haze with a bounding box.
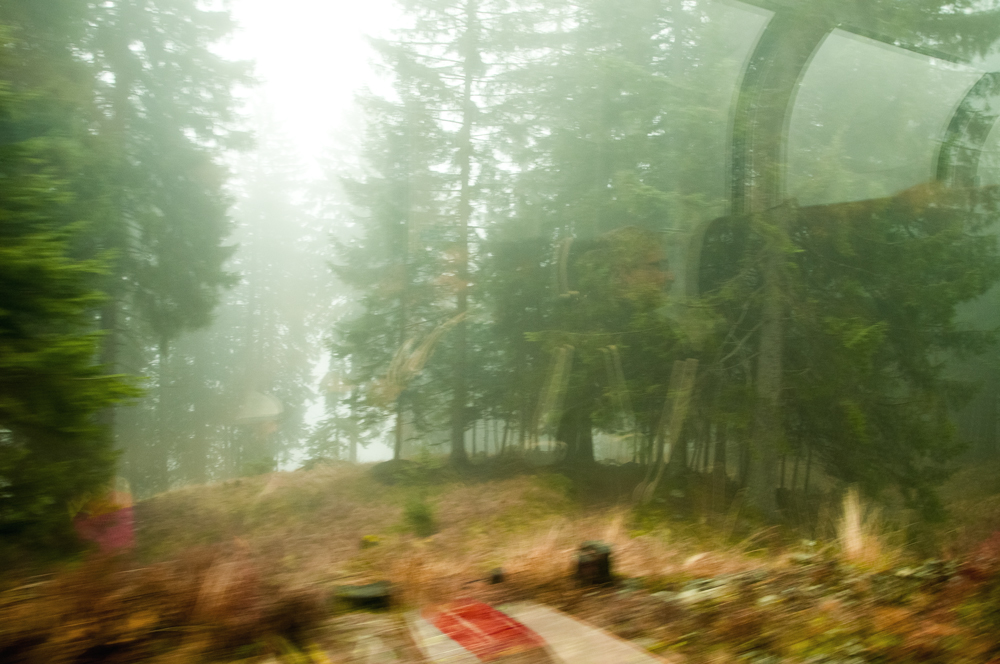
[225,0,399,463]
[226,0,395,175]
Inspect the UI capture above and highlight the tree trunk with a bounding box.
[791,450,800,490]
[745,205,792,519]
[557,403,594,465]
[394,399,404,460]
[450,0,479,466]
[731,13,830,519]
[151,338,171,494]
[713,422,728,510]
[179,423,208,486]
[804,445,813,494]
[394,94,418,460]
[671,421,688,476]
[97,4,139,450]
[349,396,359,463]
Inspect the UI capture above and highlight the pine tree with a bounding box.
[334,83,445,460]
[334,0,525,461]
[82,0,249,493]
[0,1,134,549]
[484,0,728,462]
[713,0,1000,517]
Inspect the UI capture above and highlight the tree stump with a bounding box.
[575,541,613,586]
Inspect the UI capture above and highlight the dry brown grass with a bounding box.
[937,459,1000,557]
[0,543,325,664]
[12,462,932,663]
[11,459,1000,664]
[835,487,903,569]
[126,463,777,613]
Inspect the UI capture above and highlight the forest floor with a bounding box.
[3,458,1000,663]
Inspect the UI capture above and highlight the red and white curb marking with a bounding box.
[407,600,665,663]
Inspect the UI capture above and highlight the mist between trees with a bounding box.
[4,0,1000,551]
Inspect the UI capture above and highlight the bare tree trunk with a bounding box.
[640,359,697,503]
[713,422,728,511]
[739,440,750,489]
[394,401,404,460]
[804,445,813,494]
[713,422,728,476]
[349,395,359,463]
[98,3,139,457]
[394,93,419,460]
[671,422,688,475]
[557,403,593,464]
[745,204,793,519]
[705,426,712,473]
[450,0,479,466]
[151,339,171,494]
[732,12,829,519]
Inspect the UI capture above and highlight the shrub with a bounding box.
[404,496,436,538]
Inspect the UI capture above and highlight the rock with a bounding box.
[334,581,394,611]
[676,581,730,605]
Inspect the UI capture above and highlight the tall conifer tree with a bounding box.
[83,0,248,492]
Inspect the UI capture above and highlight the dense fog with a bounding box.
[5,0,1000,524]
[8,1,1000,662]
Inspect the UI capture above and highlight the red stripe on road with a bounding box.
[425,599,549,662]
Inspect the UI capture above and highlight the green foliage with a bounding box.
[703,185,1000,515]
[533,472,574,499]
[78,0,249,495]
[0,6,136,550]
[333,0,1000,521]
[241,457,276,477]
[403,494,437,538]
[0,0,248,551]
[330,84,447,450]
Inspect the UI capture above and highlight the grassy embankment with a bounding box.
[3,459,1000,663]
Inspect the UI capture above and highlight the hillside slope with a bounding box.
[3,462,1000,664]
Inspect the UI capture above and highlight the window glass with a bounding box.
[787,30,982,206]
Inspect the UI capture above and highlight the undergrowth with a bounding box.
[3,460,1000,663]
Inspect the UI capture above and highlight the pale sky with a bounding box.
[225,0,397,174]
[226,0,400,463]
